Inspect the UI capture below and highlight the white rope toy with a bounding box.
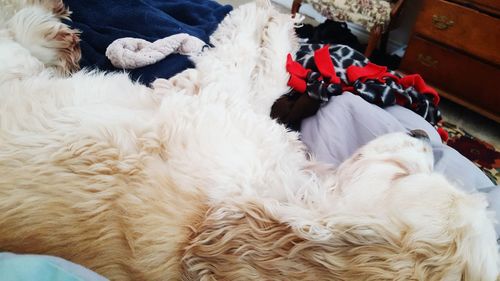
[105,33,207,69]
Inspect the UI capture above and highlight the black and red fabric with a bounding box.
[399,74,440,105]
[286,46,343,102]
[271,44,445,139]
[286,54,310,93]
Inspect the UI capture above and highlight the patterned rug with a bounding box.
[442,121,500,185]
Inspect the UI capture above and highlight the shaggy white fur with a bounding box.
[0,0,498,280]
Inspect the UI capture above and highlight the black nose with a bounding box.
[408,129,430,142]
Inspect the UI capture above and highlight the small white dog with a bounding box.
[0,1,498,280]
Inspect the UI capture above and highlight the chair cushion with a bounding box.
[304,0,392,31]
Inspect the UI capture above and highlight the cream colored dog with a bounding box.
[0,1,498,280]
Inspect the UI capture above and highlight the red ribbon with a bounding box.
[346,62,400,84]
[286,54,310,93]
[314,45,340,84]
[400,74,440,105]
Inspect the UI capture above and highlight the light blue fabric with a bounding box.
[0,253,108,281]
[480,185,500,241]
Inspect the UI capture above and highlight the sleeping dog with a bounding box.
[0,0,498,280]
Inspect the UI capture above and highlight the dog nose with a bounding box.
[408,129,430,143]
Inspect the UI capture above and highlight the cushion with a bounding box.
[303,0,392,31]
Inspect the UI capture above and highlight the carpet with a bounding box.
[442,121,500,185]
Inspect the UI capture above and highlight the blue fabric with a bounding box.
[64,0,232,85]
[0,253,108,281]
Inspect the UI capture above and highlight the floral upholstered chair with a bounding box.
[291,0,407,57]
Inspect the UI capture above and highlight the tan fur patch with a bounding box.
[0,135,207,280]
[181,201,462,281]
[50,24,81,74]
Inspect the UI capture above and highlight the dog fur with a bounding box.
[0,1,498,280]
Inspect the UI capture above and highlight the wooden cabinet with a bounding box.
[400,0,500,122]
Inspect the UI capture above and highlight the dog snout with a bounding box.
[408,129,430,143]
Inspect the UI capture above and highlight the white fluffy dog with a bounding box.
[0,1,498,280]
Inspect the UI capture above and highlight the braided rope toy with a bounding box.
[105,33,207,69]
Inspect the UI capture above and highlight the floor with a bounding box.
[439,99,499,147]
[218,0,500,148]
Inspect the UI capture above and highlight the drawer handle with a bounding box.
[418,54,438,68]
[432,15,454,30]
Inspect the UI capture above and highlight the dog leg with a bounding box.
[190,2,274,104]
[5,5,80,75]
[248,11,299,115]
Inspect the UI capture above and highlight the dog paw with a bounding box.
[152,78,173,91]
[152,69,200,95]
[47,24,81,74]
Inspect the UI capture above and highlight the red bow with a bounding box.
[286,45,340,93]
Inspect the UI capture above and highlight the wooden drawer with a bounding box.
[415,0,500,65]
[458,0,500,14]
[472,0,500,10]
[400,36,500,120]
